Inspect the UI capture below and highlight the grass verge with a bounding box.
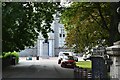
[76,61,92,69]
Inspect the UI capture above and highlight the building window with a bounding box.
[63,34,65,37]
[60,34,62,37]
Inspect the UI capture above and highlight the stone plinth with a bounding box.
[106,41,120,79]
[91,57,107,79]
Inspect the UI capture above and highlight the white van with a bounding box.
[58,52,74,64]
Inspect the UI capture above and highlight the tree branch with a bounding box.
[89,12,102,27]
[96,3,109,31]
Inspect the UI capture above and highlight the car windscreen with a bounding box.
[67,56,74,60]
[63,53,69,56]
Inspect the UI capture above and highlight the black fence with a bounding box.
[74,66,92,79]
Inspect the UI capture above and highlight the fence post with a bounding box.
[88,72,92,79]
[82,69,88,79]
[78,67,83,78]
[74,66,79,78]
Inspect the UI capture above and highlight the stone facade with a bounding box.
[19,14,70,57]
[37,14,70,57]
[19,47,37,57]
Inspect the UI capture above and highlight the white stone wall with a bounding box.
[53,14,69,56]
[59,25,66,47]
[110,56,120,79]
[49,39,54,56]
[37,39,44,57]
[19,48,37,57]
[42,42,49,58]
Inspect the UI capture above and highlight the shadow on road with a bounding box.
[2,57,74,78]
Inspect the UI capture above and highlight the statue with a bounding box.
[117,6,120,33]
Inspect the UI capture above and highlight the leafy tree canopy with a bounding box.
[61,2,120,53]
[2,2,60,52]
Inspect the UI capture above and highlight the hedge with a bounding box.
[2,51,19,64]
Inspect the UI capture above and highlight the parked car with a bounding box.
[26,55,32,60]
[61,56,75,68]
[82,54,91,61]
[58,52,74,64]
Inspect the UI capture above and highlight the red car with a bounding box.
[61,56,76,68]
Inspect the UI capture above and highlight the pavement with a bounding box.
[2,57,75,79]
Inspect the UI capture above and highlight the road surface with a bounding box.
[2,57,74,79]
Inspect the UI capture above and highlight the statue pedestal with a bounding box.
[107,41,120,79]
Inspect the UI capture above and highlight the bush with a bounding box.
[11,51,19,63]
[3,52,11,58]
[2,51,19,64]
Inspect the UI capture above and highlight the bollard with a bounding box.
[88,72,92,79]
[74,66,79,78]
[36,56,39,60]
[82,69,88,79]
[79,67,83,78]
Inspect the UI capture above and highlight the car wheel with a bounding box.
[61,63,64,67]
[76,59,78,62]
[58,60,61,64]
[84,59,86,61]
[61,64,64,67]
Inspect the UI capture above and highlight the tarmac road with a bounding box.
[2,57,74,79]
